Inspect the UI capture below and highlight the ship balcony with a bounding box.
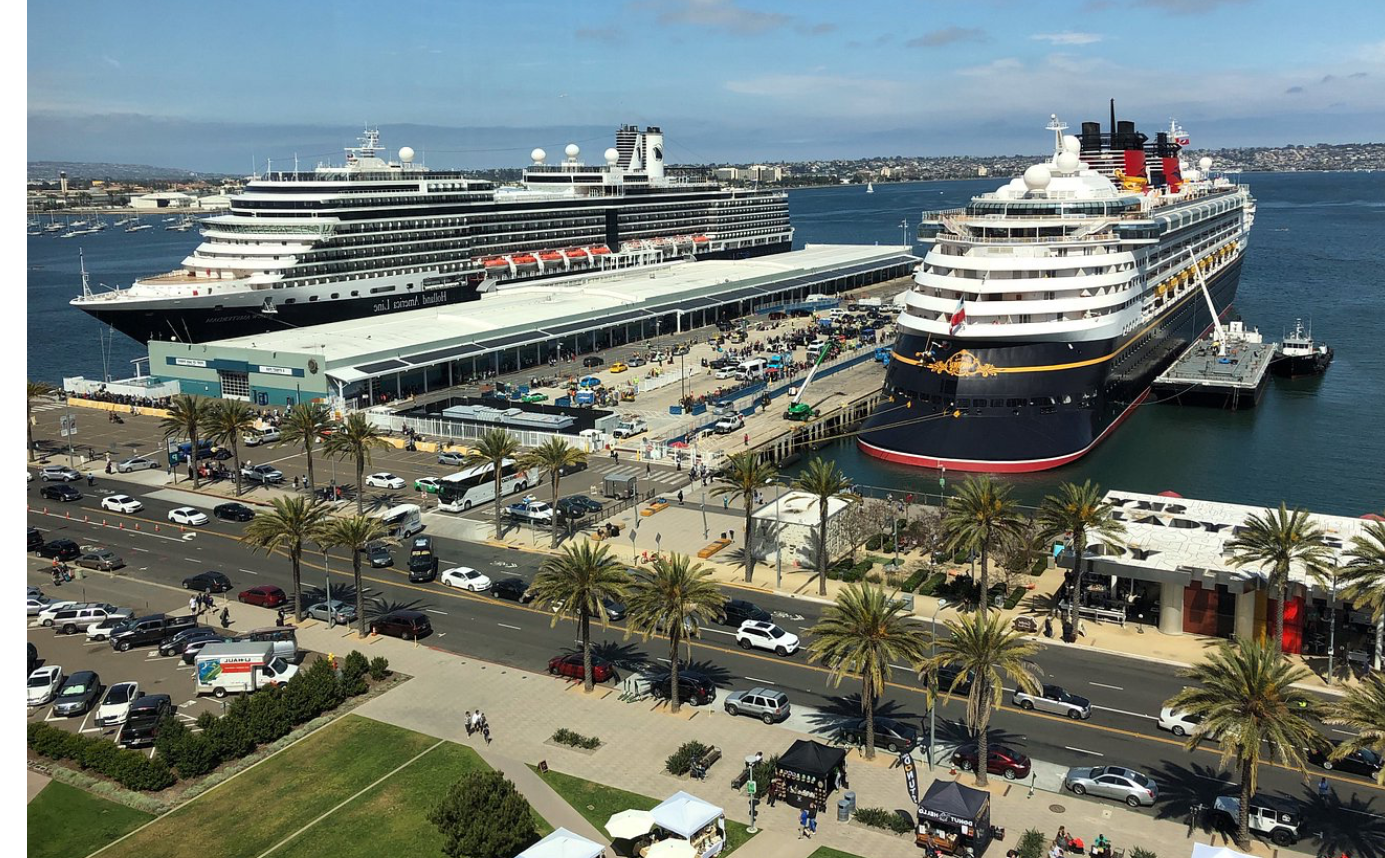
[921,250,1135,273]
[897,308,1127,341]
[906,286,1135,319]
[916,269,1134,296]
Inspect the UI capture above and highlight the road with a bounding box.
[26,477,1380,849]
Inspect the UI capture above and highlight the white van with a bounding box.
[243,427,281,447]
[375,503,424,539]
[737,358,768,381]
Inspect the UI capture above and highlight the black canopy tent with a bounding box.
[773,740,848,811]
[916,780,992,855]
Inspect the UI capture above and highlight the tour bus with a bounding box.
[436,459,538,513]
[375,503,424,538]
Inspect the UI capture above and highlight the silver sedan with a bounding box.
[1063,765,1158,808]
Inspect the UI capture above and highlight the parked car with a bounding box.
[1309,742,1384,777]
[100,494,143,514]
[1063,765,1158,807]
[609,361,629,373]
[238,585,287,608]
[1014,684,1092,720]
[242,428,281,447]
[507,500,554,522]
[363,541,394,568]
[437,451,468,467]
[951,743,1032,780]
[735,620,800,656]
[50,604,130,635]
[370,610,433,640]
[37,539,82,561]
[724,687,790,724]
[40,484,82,502]
[722,599,771,626]
[307,599,357,625]
[1212,794,1301,845]
[159,627,227,657]
[111,614,197,651]
[839,716,918,753]
[28,527,44,550]
[440,566,492,592]
[652,670,716,706]
[53,670,103,716]
[37,600,96,627]
[116,456,160,473]
[119,694,173,747]
[94,682,141,727]
[214,502,256,522]
[491,577,534,602]
[85,616,128,642]
[713,414,745,434]
[27,665,64,706]
[583,356,605,368]
[183,571,233,592]
[242,464,284,484]
[548,653,616,683]
[27,595,60,616]
[168,506,209,526]
[365,472,406,489]
[40,465,82,482]
[76,549,125,571]
[414,477,443,494]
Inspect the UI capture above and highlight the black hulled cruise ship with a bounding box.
[859,111,1255,472]
[72,126,793,344]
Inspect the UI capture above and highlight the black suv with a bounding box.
[722,598,771,626]
[653,670,716,706]
[929,663,975,697]
[491,577,534,602]
[407,537,437,583]
[28,527,43,550]
[39,484,82,503]
[370,610,433,640]
[364,541,394,568]
[183,571,233,593]
[38,539,82,561]
[159,626,224,657]
[213,502,256,522]
[582,355,604,367]
[120,694,173,747]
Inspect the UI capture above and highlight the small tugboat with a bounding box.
[1271,319,1333,377]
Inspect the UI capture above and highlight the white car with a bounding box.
[736,620,800,656]
[1158,705,1212,738]
[100,494,144,514]
[440,566,493,592]
[365,472,405,489]
[116,456,159,473]
[715,367,739,379]
[27,595,58,616]
[28,666,64,706]
[168,506,209,526]
[95,681,140,727]
[87,615,129,642]
[36,601,82,626]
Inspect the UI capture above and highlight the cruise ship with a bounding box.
[71,125,793,343]
[859,109,1255,472]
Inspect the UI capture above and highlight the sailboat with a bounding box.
[866,182,874,194]
[125,215,152,233]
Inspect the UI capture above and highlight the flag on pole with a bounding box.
[948,298,966,335]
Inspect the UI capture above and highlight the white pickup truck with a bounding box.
[713,414,744,434]
[507,500,554,523]
[612,418,648,439]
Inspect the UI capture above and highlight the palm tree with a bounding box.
[529,542,631,692]
[792,457,858,596]
[464,428,521,540]
[1324,672,1385,785]
[1340,520,1385,670]
[711,453,780,583]
[1037,481,1126,629]
[1163,638,1323,848]
[1226,503,1333,655]
[323,413,391,514]
[321,515,396,637]
[26,381,55,462]
[204,399,258,497]
[943,475,1025,615]
[241,496,332,621]
[626,554,725,714]
[807,582,930,760]
[278,403,336,492]
[922,611,1040,787]
[160,394,214,488]
[518,437,589,548]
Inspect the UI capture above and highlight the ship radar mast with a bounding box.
[345,126,382,164]
[1046,114,1069,154]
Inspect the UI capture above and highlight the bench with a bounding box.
[690,746,722,780]
[697,539,733,559]
[641,501,670,517]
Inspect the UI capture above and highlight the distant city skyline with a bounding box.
[27,0,1385,172]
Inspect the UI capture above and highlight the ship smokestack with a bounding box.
[1117,121,1147,180]
[60,171,68,195]
[1079,121,1102,153]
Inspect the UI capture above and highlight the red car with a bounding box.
[238,585,287,608]
[951,743,1032,780]
[548,653,615,683]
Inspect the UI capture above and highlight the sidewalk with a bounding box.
[219,599,1229,858]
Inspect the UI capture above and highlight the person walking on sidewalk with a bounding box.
[220,607,230,629]
[465,711,474,736]
[189,595,199,616]
[807,806,817,838]
[798,808,809,838]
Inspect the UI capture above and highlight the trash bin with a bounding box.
[844,791,856,815]
[837,799,850,822]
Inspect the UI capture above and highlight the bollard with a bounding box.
[119,522,125,530]
[43,507,48,514]
[102,519,107,526]
[65,511,70,519]
[135,523,140,531]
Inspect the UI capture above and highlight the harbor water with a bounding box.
[25,173,1384,514]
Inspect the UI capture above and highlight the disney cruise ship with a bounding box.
[859,109,1255,472]
[72,125,793,344]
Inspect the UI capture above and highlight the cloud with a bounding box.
[1285,86,1305,94]
[1032,32,1103,46]
[637,0,792,35]
[956,57,1023,77]
[1350,71,1369,78]
[101,55,121,69]
[1321,74,1336,84]
[1136,0,1248,11]
[796,22,836,35]
[575,26,622,43]
[907,26,987,48]
[723,73,911,117]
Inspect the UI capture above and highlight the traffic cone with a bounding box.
[135,523,141,531]
[102,519,107,526]
[65,511,70,519]
[119,522,125,530]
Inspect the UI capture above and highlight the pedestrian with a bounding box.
[189,595,199,616]
[677,490,684,505]
[647,462,652,475]
[465,711,474,736]
[293,475,300,490]
[743,433,749,446]
[482,722,492,744]
[220,607,230,629]
[276,607,286,626]
[807,806,817,838]
[1319,776,1331,799]
[798,808,809,838]
[1079,619,1088,638]
[729,528,735,541]
[105,460,112,474]
[1055,826,1068,848]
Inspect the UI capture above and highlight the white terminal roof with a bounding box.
[1091,489,1373,591]
[751,490,855,526]
[206,244,912,384]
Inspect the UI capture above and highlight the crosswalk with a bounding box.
[30,402,66,413]
[597,467,689,488]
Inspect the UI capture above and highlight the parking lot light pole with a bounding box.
[928,598,947,770]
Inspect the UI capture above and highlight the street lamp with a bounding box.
[927,598,948,770]
[1327,569,1339,684]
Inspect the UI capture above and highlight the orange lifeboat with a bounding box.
[589,245,611,256]
[539,251,563,262]
[512,254,539,271]
[482,257,510,270]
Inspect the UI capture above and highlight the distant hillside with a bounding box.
[28,161,235,182]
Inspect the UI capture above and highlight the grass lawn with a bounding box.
[100,715,439,858]
[535,767,757,856]
[808,849,868,858]
[27,780,154,858]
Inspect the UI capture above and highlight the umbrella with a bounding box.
[646,840,696,858]
[605,809,656,840]
[669,441,689,449]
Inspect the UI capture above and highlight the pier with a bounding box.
[1152,321,1277,410]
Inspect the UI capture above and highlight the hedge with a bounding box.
[27,722,176,791]
[1016,828,1046,858]
[901,567,930,592]
[853,806,913,835]
[1004,587,1027,610]
[551,728,602,750]
[665,740,711,776]
[915,571,946,596]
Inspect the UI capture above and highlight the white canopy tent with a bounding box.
[646,840,697,858]
[651,791,722,838]
[515,827,605,858]
[1189,845,1255,858]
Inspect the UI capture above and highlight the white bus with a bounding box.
[436,459,539,513]
[375,503,424,538]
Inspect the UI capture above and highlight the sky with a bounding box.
[25,0,1385,171]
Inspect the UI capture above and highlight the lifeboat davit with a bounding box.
[482,257,510,270]
[512,254,539,271]
[692,235,710,247]
[564,248,590,265]
[589,245,611,256]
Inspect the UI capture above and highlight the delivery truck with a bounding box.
[194,642,299,698]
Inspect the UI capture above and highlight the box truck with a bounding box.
[195,642,299,698]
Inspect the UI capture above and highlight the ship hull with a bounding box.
[858,257,1243,472]
[80,242,793,344]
